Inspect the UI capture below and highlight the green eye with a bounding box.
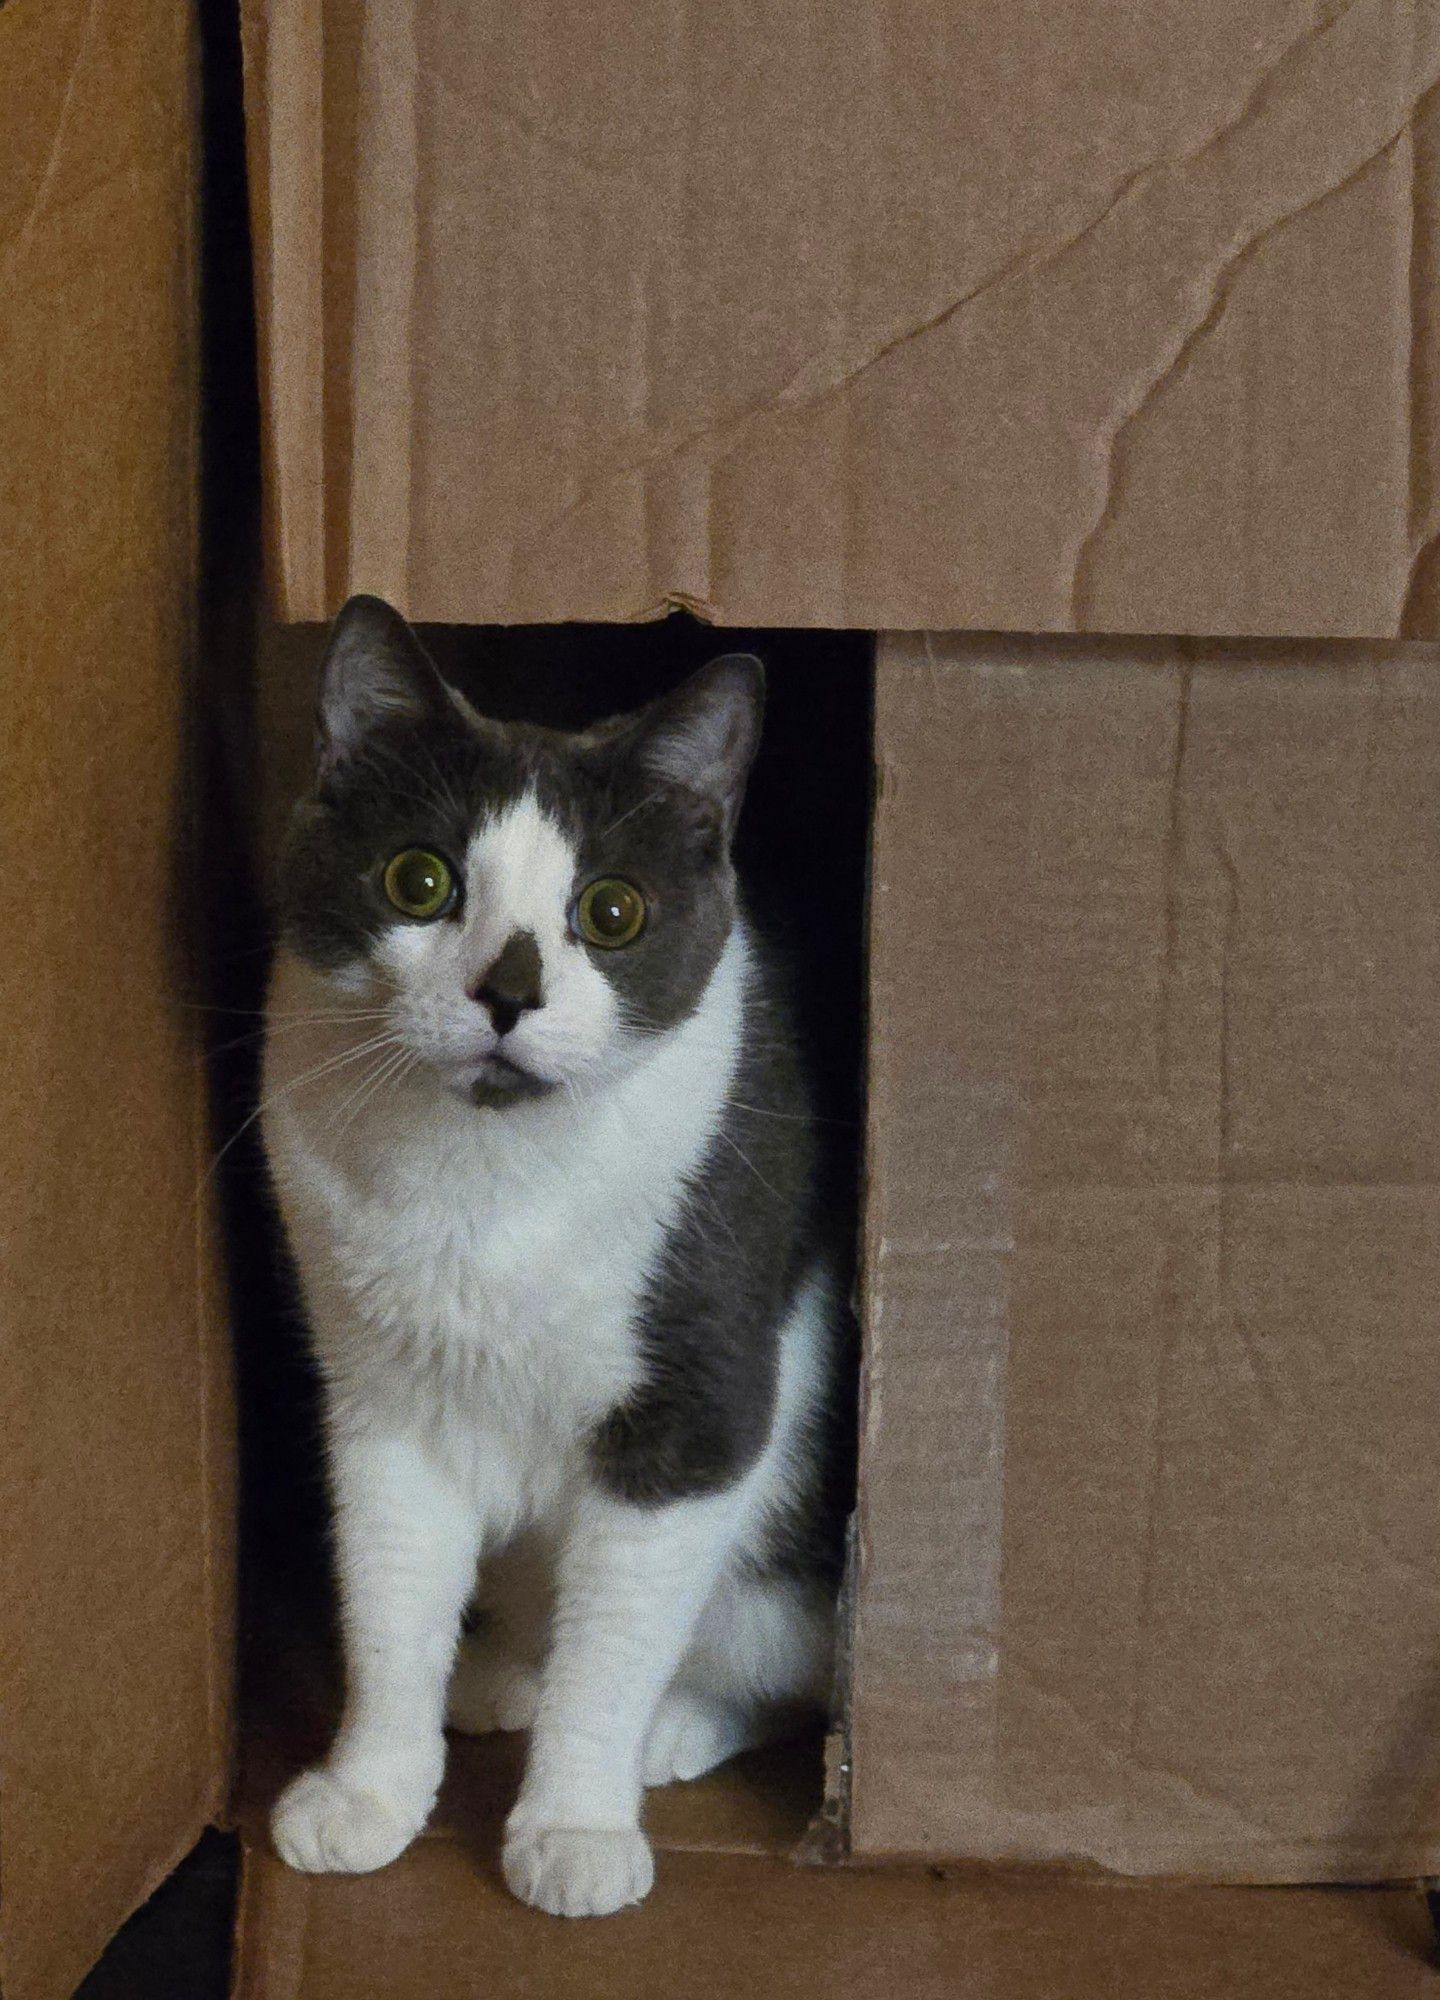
[382,847,456,920]
[575,877,647,948]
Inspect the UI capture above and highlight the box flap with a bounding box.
[0,2,234,1994]
[238,1580,1435,1994]
[242,1,1440,633]
[853,633,1440,1878]
[232,1838,1436,2000]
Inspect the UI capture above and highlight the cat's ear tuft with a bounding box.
[630,654,765,836]
[316,595,451,776]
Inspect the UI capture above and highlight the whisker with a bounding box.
[186,1001,394,1026]
[601,790,664,839]
[363,735,469,829]
[328,1040,413,1141]
[208,1027,271,1057]
[198,1032,400,1192]
[712,1128,782,1201]
[209,1010,396,1058]
[723,1097,856,1128]
[679,1179,746,1258]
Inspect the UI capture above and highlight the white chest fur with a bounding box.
[262,934,747,1499]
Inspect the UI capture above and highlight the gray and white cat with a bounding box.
[263,597,851,1916]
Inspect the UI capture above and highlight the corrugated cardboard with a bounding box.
[0,2,234,1996]
[856,633,1440,1877]
[241,0,1440,634]
[234,1635,1439,2000]
[231,1843,1438,2000]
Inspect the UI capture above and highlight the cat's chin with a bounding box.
[452,1053,557,1110]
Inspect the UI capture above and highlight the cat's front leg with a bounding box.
[272,1421,480,1875]
[503,1485,742,1916]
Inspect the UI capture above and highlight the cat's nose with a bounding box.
[469,929,544,1036]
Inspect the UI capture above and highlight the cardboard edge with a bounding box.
[0,1785,7,2000]
[237,0,327,620]
[846,634,903,1861]
[188,0,242,1834]
[231,1846,311,2000]
[0,1816,225,2000]
[195,1087,240,1820]
[795,1514,858,1867]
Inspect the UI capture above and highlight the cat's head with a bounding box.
[279,596,764,1106]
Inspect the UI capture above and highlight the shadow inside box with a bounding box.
[74,1830,240,2000]
[439,1724,826,1885]
[240,1583,828,1897]
[1347,1881,1440,1971]
[232,1617,1440,2000]
[237,1590,1440,1980]
[240,1613,1440,1977]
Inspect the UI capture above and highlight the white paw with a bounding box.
[271,1765,428,1875]
[642,1689,753,1787]
[502,1823,655,1917]
[445,1636,541,1735]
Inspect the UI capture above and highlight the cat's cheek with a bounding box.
[372,919,442,985]
[321,958,378,998]
[521,953,626,1077]
[371,923,472,1055]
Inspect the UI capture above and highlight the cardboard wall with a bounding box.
[231,1836,1440,2000]
[855,634,1440,1878]
[242,0,1440,636]
[0,4,234,1995]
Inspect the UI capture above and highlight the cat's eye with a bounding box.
[382,847,457,920]
[574,877,647,949]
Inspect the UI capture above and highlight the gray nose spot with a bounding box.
[470,929,544,1036]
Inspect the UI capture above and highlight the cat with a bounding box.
[262,596,852,1916]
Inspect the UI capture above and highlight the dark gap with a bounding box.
[72,1833,240,2000]
[232,617,876,1816]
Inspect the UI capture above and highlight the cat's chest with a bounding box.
[283,1091,683,1422]
[341,1159,644,1347]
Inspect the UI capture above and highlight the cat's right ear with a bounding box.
[315,595,454,778]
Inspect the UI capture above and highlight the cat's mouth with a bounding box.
[462,1051,556,1109]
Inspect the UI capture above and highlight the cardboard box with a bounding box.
[240,0,1440,635]
[857,634,1440,1876]
[0,3,234,1997]
[7,1,1440,1995]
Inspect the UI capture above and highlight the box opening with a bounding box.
[223,615,876,1853]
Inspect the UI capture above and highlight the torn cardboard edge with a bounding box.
[796,1515,859,1867]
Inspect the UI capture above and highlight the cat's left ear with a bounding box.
[315,595,459,778]
[628,654,765,839]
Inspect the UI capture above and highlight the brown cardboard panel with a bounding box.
[854,635,1440,1876]
[0,2,233,1996]
[241,1,1440,633]
[233,1836,1436,2000]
